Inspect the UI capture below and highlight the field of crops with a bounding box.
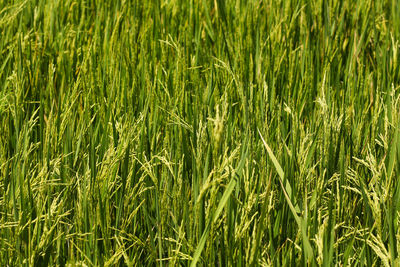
[1,0,400,266]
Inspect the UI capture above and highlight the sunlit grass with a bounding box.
[0,0,400,266]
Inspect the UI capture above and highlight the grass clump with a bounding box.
[1,0,400,266]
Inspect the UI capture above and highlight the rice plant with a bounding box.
[0,0,400,266]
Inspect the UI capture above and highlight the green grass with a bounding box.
[1,0,400,265]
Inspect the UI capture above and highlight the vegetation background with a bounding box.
[1,0,400,266]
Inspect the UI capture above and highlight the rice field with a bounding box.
[1,0,400,266]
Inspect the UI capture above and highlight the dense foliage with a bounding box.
[1,0,400,265]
